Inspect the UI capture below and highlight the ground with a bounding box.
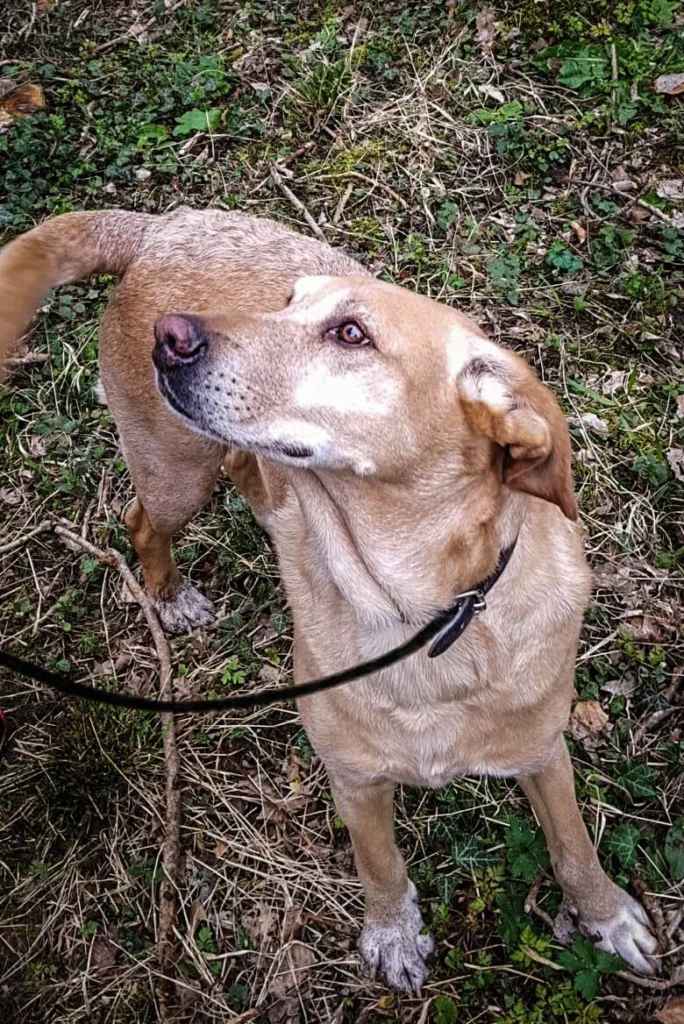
[0,1,683,1022]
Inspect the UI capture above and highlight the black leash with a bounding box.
[0,541,516,715]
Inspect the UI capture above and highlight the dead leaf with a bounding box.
[601,672,637,697]
[570,219,586,244]
[656,179,684,202]
[282,905,304,943]
[1,83,46,119]
[514,169,530,186]
[0,486,21,506]
[268,941,316,999]
[654,73,684,95]
[602,369,628,396]
[478,82,505,104]
[624,616,662,642]
[676,394,684,420]
[654,995,684,1024]
[213,838,229,859]
[666,447,684,481]
[91,935,117,974]
[243,901,278,951]
[475,6,497,53]
[566,412,609,437]
[569,701,610,742]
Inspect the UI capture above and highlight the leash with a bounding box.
[0,541,516,715]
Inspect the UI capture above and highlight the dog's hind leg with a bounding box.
[517,739,658,974]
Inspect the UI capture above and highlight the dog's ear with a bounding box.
[457,354,578,520]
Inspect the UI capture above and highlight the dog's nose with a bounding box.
[153,314,208,370]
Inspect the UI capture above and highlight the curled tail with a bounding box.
[0,209,152,378]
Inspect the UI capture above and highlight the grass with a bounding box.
[0,1,683,1021]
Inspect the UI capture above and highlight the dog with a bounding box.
[0,208,658,990]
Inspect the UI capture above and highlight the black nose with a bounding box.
[153,314,208,370]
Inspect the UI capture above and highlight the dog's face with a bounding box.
[153,275,576,518]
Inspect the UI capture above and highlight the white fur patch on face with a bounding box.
[267,419,332,450]
[295,362,397,416]
[287,278,349,324]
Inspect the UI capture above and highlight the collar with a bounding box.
[427,537,518,658]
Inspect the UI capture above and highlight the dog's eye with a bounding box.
[328,321,370,348]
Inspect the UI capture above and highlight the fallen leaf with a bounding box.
[654,995,684,1024]
[478,82,505,103]
[475,6,497,53]
[656,179,684,202]
[666,448,684,481]
[570,219,586,244]
[91,935,117,974]
[569,701,610,742]
[0,486,21,506]
[268,941,316,999]
[603,369,627,396]
[1,83,46,119]
[654,73,684,95]
[601,672,637,697]
[243,901,278,951]
[213,838,229,859]
[566,412,609,437]
[624,616,662,642]
[514,169,530,186]
[677,394,684,420]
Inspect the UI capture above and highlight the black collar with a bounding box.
[427,537,518,658]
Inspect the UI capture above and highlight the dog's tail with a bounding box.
[0,210,152,378]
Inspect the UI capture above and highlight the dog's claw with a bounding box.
[153,583,214,635]
[577,888,659,976]
[358,882,434,994]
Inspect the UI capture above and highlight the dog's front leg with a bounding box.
[517,740,658,974]
[329,774,434,993]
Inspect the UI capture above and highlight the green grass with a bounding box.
[0,1,682,1022]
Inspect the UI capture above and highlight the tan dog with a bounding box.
[0,209,657,990]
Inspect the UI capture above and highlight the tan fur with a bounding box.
[0,208,658,988]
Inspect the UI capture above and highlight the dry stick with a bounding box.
[7,352,51,367]
[0,521,52,556]
[91,0,190,55]
[269,165,328,243]
[53,525,181,1019]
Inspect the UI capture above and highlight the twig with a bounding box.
[92,0,189,55]
[525,876,556,933]
[7,352,50,367]
[0,521,52,556]
[53,525,181,1020]
[333,182,354,225]
[616,967,684,991]
[269,165,328,242]
[632,707,677,746]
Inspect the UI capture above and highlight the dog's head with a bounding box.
[152,275,576,519]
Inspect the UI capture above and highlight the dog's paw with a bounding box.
[153,584,215,635]
[576,888,658,975]
[358,882,434,994]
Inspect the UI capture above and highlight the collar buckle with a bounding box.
[426,538,517,660]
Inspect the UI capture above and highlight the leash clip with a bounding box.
[427,587,487,660]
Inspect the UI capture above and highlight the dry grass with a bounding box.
[1,1,683,1022]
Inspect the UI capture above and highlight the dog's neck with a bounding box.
[285,466,525,627]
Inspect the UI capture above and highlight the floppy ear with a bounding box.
[458,354,578,520]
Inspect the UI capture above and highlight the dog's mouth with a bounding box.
[156,374,314,462]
